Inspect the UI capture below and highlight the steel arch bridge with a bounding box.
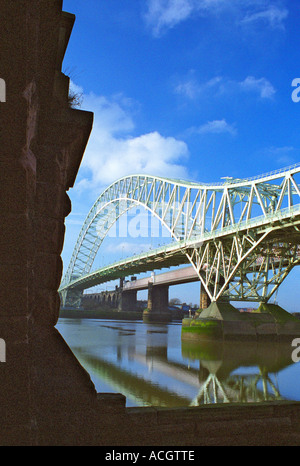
[59,164,300,309]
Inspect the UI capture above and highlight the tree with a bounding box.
[169,298,181,306]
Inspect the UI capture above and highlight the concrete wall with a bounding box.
[1,0,98,445]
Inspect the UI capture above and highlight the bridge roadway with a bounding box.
[122,266,198,291]
[60,202,300,294]
[61,240,191,292]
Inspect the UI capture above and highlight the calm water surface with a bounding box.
[56,318,300,408]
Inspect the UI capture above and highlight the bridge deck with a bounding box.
[60,203,300,293]
[122,266,199,291]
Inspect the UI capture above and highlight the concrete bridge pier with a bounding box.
[143,283,172,323]
[200,285,211,310]
[118,289,137,312]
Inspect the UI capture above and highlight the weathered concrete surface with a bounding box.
[143,283,172,322]
[119,289,138,312]
[95,399,300,446]
[0,0,98,445]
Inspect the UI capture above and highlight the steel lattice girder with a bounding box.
[186,223,300,302]
[60,164,300,306]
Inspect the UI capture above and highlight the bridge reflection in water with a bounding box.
[56,318,298,408]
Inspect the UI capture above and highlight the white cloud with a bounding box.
[175,74,276,100]
[175,75,222,99]
[241,5,288,30]
[239,76,276,99]
[175,79,200,99]
[71,83,189,193]
[144,0,195,36]
[144,0,288,36]
[194,119,237,136]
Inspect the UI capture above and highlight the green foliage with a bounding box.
[67,90,83,108]
[182,318,222,337]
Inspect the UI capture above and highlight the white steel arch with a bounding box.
[60,165,300,308]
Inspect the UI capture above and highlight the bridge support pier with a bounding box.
[200,285,211,310]
[118,289,137,312]
[182,300,300,341]
[143,283,172,323]
[61,289,84,310]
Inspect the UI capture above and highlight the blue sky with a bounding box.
[61,0,300,310]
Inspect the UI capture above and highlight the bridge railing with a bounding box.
[230,162,300,183]
[175,162,300,187]
[200,202,300,241]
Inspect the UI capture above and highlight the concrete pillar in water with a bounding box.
[143,283,172,322]
[118,290,137,312]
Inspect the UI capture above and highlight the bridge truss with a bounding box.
[60,164,300,308]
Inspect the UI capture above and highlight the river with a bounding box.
[56,317,300,408]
